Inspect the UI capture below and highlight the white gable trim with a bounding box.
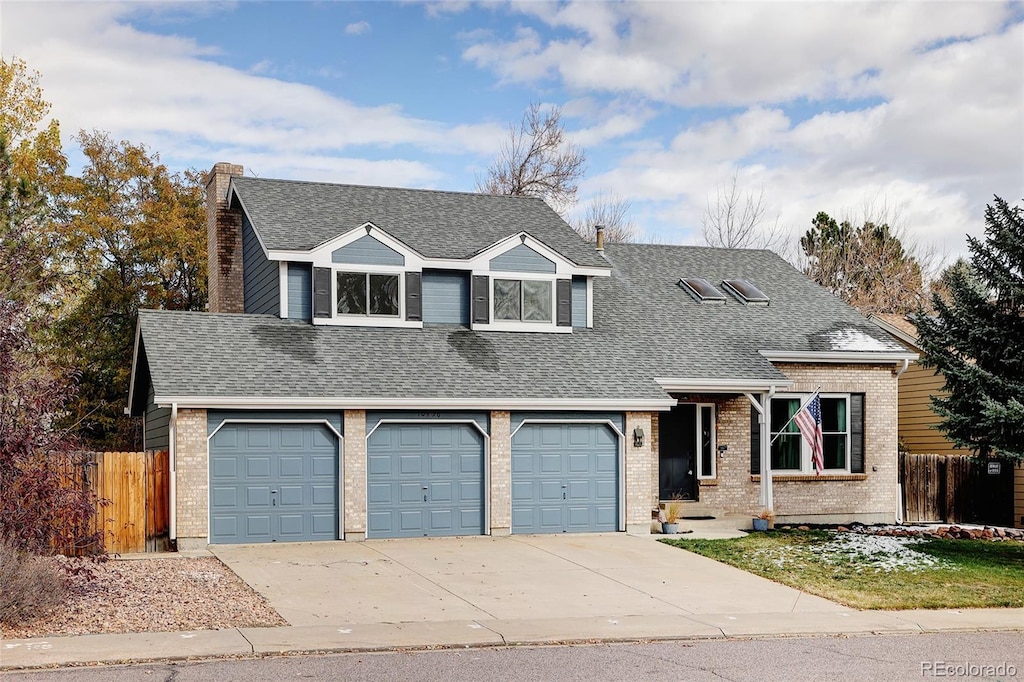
[759,350,919,364]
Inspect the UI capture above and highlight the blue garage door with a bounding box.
[367,423,485,538]
[209,423,339,543]
[512,423,619,533]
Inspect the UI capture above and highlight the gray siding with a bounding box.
[287,263,312,320]
[489,244,556,273]
[511,412,625,433]
[144,383,170,451]
[332,235,405,266]
[572,276,588,328]
[422,270,470,324]
[243,214,280,315]
[207,410,344,436]
[366,410,489,434]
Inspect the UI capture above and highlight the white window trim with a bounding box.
[769,392,852,474]
[695,403,716,479]
[474,271,571,334]
[311,264,422,329]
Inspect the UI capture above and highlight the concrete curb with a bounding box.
[3,609,1022,670]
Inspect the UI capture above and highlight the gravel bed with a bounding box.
[2,556,286,640]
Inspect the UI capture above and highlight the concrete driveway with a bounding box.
[211,534,843,627]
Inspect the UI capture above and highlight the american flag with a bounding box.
[794,394,824,475]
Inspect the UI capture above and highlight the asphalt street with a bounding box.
[7,632,1022,682]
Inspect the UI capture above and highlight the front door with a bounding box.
[659,404,698,500]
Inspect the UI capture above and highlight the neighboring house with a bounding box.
[870,314,960,456]
[128,163,916,549]
[872,314,1024,529]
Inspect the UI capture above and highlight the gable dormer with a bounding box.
[222,171,611,332]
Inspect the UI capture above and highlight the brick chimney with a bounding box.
[204,162,244,313]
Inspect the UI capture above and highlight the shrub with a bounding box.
[0,535,67,627]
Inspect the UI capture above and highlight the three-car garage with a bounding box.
[205,411,624,544]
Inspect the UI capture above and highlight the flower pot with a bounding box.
[752,518,769,531]
[662,522,680,534]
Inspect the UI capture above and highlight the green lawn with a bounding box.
[661,530,1024,610]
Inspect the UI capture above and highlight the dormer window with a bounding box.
[337,272,399,317]
[494,278,552,323]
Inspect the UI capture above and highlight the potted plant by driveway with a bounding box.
[660,500,684,534]
[752,508,774,531]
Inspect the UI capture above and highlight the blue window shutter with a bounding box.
[313,267,331,318]
[556,279,572,327]
[472,275,489,324]
[405,272,422,321]
[850,394,865,473]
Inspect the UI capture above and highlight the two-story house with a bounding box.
[128,163,916,549]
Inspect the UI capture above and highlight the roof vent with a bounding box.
[678,277,726,304]
[722,279,770,305]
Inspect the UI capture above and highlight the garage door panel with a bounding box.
[540,454,562,473]
[246,427,271,448]
[312,456,335,477]
[367,422,485,539]
[209,423,339,544]
[429,509,453,531]
[567,453,589,473]
[367,454,391,476]
[430,481,453,502]
[279,485,304,506]
[399,454,422,475]
[367,482,392,504]
[512,422,619,534]
[211,458,237,478]
[246,487,270,506]
[311,485,335,505]
[399,482,424,503]
[430,454,452,474]
[246,457,271,478]
[278,456,304,477]
[210,486,238,508]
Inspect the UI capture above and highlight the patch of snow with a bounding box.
[752,531,955,573]
[826,328,902,352]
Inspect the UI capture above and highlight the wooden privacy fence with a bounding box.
[900,452,1014,526]
[64,451,170,554]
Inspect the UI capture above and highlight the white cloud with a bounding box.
[344,21,371,36]
[0,3,489,186]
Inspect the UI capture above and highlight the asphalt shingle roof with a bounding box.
[136,243,907,405]
[230,177,610,268]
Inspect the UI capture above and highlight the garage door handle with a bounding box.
[423,485,428,502]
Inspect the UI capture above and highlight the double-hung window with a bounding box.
[770,394,850,473]
[493,278,552,323]
[336,272,399,317]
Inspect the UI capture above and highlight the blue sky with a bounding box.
[3,1,1022,264]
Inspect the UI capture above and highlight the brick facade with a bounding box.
[173,408,208,551]
[489,411,512,535]
[624,412,654,533]
[654,364,901,524]
[343,409,367,540]
[204,162,244,314]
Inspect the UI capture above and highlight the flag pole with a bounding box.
[769,387,822,446]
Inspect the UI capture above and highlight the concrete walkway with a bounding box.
[3,534,1022,670]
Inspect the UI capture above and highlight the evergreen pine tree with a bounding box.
[916,196,1024,460]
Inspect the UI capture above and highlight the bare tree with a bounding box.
[571,191,639,244]
[700,172,789,253]
[477,103,586,214]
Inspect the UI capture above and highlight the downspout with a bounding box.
[895,357,909,379]
[169,403,177,541]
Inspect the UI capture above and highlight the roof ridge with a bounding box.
[233,176,548,204]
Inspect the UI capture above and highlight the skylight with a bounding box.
[678,277,726,304]
[722,279,770,305]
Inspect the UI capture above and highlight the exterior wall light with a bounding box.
[633,427,645,448]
